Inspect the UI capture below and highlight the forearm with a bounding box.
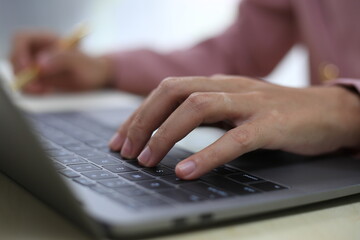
[106,0,297,95]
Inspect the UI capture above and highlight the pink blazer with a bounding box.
[108,0,360,94]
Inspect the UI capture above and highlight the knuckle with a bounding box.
[116,125,128,136]
[158,76,197,97]
[236,76,257,86]
[219,92,232,106]
[151,132,173,146]
[247,90,267,101]
[228,128,253,149]
[186,92,214,112]
[127,116,147,137]
[158,77,182,93]
[211,74,236,81]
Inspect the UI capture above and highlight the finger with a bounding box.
[137,92,255,167]
[137,92,242,166]
[32,51,86,91]
[116,77,209,158]
[36,50,79,76]
[175,119,270,180]
[109,78,195,153]
[108,105,145,152]
[109,87,171,152]
[10,31,58,72]
[118,76,259,159]
[137,92,227,166]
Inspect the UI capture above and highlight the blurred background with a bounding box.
[0,0,308,88]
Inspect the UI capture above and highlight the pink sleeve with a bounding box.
[326,78,360,93]
[107,0,297,95]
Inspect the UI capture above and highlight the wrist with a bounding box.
[329,86,360,149]
[95,56,116,89]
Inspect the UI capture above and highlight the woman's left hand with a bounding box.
[109,75,360,179]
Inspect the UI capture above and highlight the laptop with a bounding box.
[1,80,360,239]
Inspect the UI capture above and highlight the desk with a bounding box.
[1,89,360,240]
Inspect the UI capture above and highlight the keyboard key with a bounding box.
[66,129,94,139]
[85,140,109,148]
[168,148,192,159]
[87,157,120,166]
[75,151,106,159]
[212,166,238,175]
[46,149,73,158]
[114,186,148,197]
[47,136,70,144]
[82,170,117,180]
[137,180,174,191]
[143,166,173,176]
[228,172,263,183]
[201,175,259,195]
[125,160,146,169]
[68,163,101,172]
[58,169,80,178]
[53,138,80,147]
[64,144,92,152]
[98,147,124,159]
[158,189,205,203]
[119,172,153,181]
[52,162,66,170]
[107,151,125,160]
[72,132,99,141]
[73,177,96,186]
[103,164,136,173]
[98,178,131,188]
[181,182,234,199]
[160,156,181,169]
[249,182,287,191]
[54,156,87,165]
[160,175,193,185]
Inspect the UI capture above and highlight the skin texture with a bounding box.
[109,76,360,180]
[10,31,111,94]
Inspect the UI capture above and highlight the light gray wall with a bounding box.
[0,0,307,87]
[0,0,92,58]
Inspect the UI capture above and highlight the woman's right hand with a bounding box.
[10,30,112,94]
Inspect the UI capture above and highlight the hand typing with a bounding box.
[109,75,360,179]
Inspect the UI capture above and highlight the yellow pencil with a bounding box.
[12,25,88,90]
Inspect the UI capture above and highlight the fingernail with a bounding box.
[109,133,124,150]
[177,160,196,176]
[121,138,133,158]
[138,146,151,166]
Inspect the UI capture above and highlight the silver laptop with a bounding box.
[1,81,360,239]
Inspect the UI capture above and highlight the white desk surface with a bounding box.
[1,64,360,239]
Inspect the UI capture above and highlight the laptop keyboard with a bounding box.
[27,112,288,211]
